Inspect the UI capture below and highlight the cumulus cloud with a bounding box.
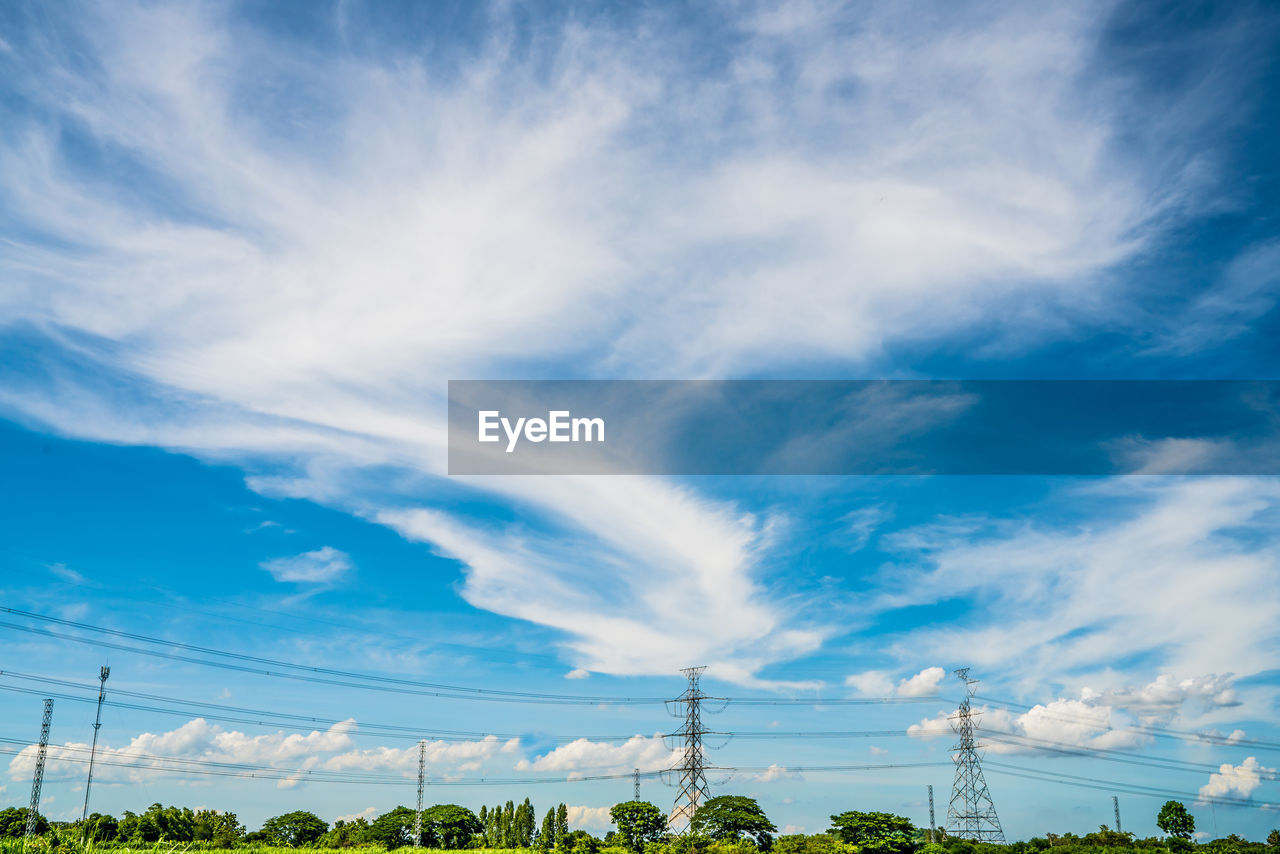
[5,718,517,787]
[565,806,613,830]
[754,763,802,783]
[897,667,947,697]
[515,734,682,778]
[5,718,357,785]
[908,699,1146,755]
[1199,757,1275,802]
[260,546,353,584]
[846,666,946,698]
[323,736,519,775]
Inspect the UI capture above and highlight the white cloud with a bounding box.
[876,479,1280,690]
[515,734,681,778]
[260,546,353,584]
[754,763,802,782]
[335,807,379,824]
[897,667,946,697]
[6,718,357,784]
[845,671,894,696]
[47,562,87,584]
[907,699,1146,755]
[0,1,1252,683]
[323,736,518,774]
[1199,757,1275,802]
[565,668,591,680]
[565,806,613,830]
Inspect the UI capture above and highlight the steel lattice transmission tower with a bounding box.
[415,740,426,847]
[82,666,110,821]
[26,698,54,838]
[665,666,725,833]
[1113,796,1122,833]
[946,669,1004,842]
[928,785,936,844]
[634,768,641,802]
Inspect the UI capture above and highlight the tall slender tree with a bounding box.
[555,804,569,848]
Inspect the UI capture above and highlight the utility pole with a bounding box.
[928,785,936,844]
[666,666,724,833]
[634,767,641,802]
[82,666,110,821]
[1113,796,1122,833]
[946,668,1004,842]
[415,740,425,847]
[26,699,53,837]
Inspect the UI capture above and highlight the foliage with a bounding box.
[320,818,374,848]
[829,812,917,854]
[118,804,198,843]
[193,810,246,847]
[80,813,120,844]
[422,805,483,850]
[262,811,330,847]
[557,806,570,849]
[0,808,48,839]
[1157,803,1195,841]
[367,807,418,850]
[611,802,668,853]
[1268,832,1280,852]
[772,833,857,854]
[691,797,777,850]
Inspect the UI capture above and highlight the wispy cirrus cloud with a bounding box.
[0,0,1267,685]
[260,546,353,584]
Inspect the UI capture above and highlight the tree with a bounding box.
[263,810,330,846]
[119,804,196,842]
[80,812,119,843]
[320,818,373,848]
[611,801,667,853]
[829,811,916,854]
[0,807,47,838]
[423,805,483,849]
[562,829,601,854]
[368,807,419,850]
[194,810,246,847]
[1267,830,1280,851]
[557,803,570,848]
[538,807,557,850]
[1157,802,1195,840]
[691,796,777,849]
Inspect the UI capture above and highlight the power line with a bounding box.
[1,609,931,708]
[0,610,665,705]
[0,673,918,747]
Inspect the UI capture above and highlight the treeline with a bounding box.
[1,796,1278,854]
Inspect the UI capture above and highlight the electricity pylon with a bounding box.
[26,699,53,837]
[946,668,1004,842]
[665,666,726,833]
[82,666,110,821]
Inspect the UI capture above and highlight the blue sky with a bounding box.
[1,0,1279,842]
